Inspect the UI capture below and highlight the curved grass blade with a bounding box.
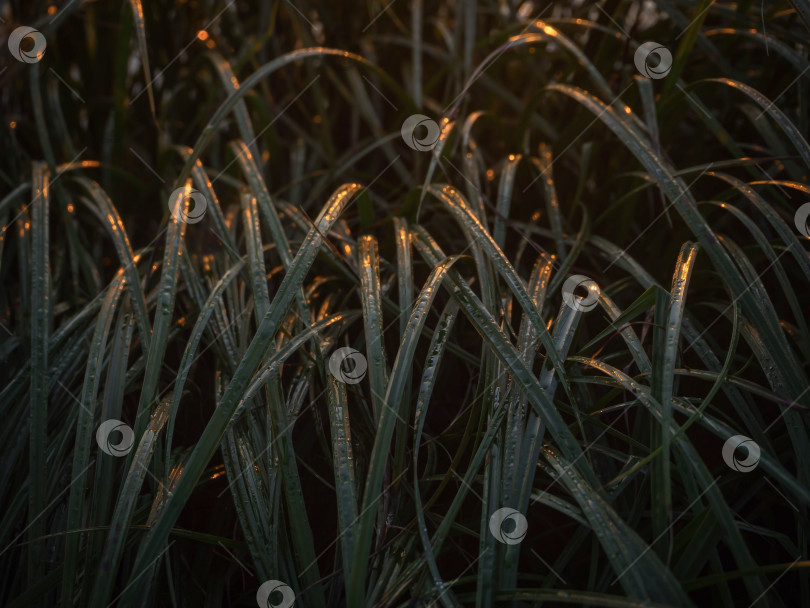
[132,183,188,442]
[208,53,259,161]
[174,50,406,188]
[700,78,810,169]
[164,260,245,468]
[707,171,810,283]
[72,178,151,352]
[412,300,460,607]
[242,193,270,321]
[651,242,699,558]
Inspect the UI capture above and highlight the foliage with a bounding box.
[1,0,809,606]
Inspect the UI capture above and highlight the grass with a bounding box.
[1,0,809,606]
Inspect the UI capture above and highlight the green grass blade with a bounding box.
[326,376,359,578]
[87,401,170,608]
[27,162,50,593]
[132,184,188,442]
[61,274,126,607]
[358,235,389,423]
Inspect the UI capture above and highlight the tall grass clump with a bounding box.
[1,0,809,606]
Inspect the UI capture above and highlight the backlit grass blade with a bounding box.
[505,255,553,509]
[358,235,389,423]
[264,371,323,605]
[85,312,137,601]
[132,183,188,442]
[704,200,810,360]
[494,152,520,249]
[655,243,699,559]
[702,78,810,169]
[174,149,241,262]
[326,376,359,578]
[532,144,566,258]
[164,260,245,468]
[27,162,50,591]
[221,425,273,580]
[72,177,151,352]
[127,0,156,121]
[707,171,810,282]
[393,217,414,340]
[173,50,404,188]
[208,54,259,161]
[242,193,270,321]
[413,300,460,607]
